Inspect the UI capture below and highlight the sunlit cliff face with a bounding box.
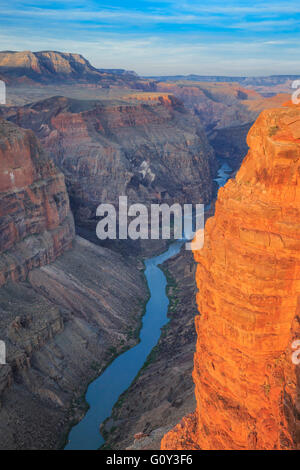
[162,104,300,450]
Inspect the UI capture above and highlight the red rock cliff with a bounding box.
[0,119,74,285]
[162,105,300,450]
[6,95,215,233]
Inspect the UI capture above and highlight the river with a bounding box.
[65,159,232,450]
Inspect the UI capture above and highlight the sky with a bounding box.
[0,0,300,76]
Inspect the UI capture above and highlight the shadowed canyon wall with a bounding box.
[162,104,300,450]
[0,119,75,285]
[2,94,216,255]
[157,82,289,168]
[0,119,148,449]
[6,94,215,212]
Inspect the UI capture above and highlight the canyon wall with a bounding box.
[0,119,148,449]
[162,104,300,450]
[0,50,154,89]
[0,118,75,285]
[157,82,289,168]
[4,94,216,254]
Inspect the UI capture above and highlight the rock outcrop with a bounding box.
[0,119,75,285]
[5,94,216,252]
[162,105,300,450]
[0,119,148,449]
[157,82,289,168]
[0,50,154,89]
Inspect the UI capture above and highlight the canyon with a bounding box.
[0,51,289,174]
[1,49,299,451]
[102,248,198,450]
[0,119,148,449]
[101,162,232,451]
[162,103,300,450]
[2,93,216,255]
[0,53,220,448]
[157,81,289,167]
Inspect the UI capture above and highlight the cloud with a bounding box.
[0,29,299,76]
[231,18,300,31]
[0,6,215,25]
[179,2,300,15]
[0,0,300,75]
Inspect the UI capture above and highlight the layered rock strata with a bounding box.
[0,118,74,284]
[162,105,300,450]
[0,50,154,89]
[3,94,216,254]
[157,82,289,168]
[0,119,148,449]
[7,95,215,214]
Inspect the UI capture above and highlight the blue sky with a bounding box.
[0,0,300,75]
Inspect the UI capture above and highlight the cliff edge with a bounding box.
[162,104,300,450]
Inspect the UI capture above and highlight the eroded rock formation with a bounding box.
[0,119,74,284]
[0,119,148,449]
[0,50,154,89]
[162,105,300,450]
[5,94,216,252]
[157,82,289,168]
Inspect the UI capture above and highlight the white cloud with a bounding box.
[0,1,300,75]
[0,30,299,76]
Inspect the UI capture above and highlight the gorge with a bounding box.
[2,93,216,256]
[101,161,233,451]
[162,103,300,451]
[0,49,299,451]
[0,118,148,449]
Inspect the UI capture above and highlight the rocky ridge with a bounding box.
[3,94,216,254]
[162,104,300,450]
[157,82,289,168]
[0,119,148,449]
[0,50,154,89]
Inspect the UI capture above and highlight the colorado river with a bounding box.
[65,159,232,450]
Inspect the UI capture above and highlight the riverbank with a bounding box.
[65,241,184,450]
[63,159,233,450]
[101,247,198,450]
[0,237,148,450]
[100,159,234,450]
